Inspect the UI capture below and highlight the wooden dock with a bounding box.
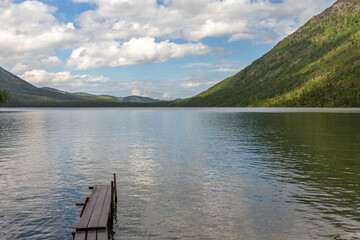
[73,174,117,240]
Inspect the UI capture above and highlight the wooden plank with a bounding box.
[79,197,90,217]
[97,229,108,240]
[98,185,112,229]
[74,230,86,240]
[73,177,116,239]
[76,186,100,230]
[87,230,97,240]
[87,185,108,229]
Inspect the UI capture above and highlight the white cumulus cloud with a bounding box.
[0,0,337,99]
[21,69,113,92]
[67,37,211,70]
[0,0,79,66]
[11,56,62,74]
[73,0,335,43]
[0,0,335,71]
[20,68,222,100]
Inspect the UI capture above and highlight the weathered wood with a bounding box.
[87,230,97,240]
[73,175,117,240]
[98,185,112,228]
[111,181,114,201]
[74,230,86,240]
[114,173,117,204]
[79,197,90,217]
[97,230,108,240]
[76,186,100,230]
[87,185,108,229]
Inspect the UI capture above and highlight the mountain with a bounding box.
[123,96,162,103]
[0,67,162,107]
[175,0,360,107]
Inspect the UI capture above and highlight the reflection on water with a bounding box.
[0,108,359,239]
[205,112,360,239]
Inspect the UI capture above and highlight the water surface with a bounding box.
[0,108,359,239]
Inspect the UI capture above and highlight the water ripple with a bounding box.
[0,108,359,239]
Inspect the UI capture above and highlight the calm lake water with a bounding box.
[0,108,359,240]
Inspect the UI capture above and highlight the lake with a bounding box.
[0,108,359,239]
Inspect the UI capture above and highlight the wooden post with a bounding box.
[113,173,117,204]
[111,181,114,217]
[111,181,114,202]
[77,196,89,217]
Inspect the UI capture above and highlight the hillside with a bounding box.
[175,0,360,107]
[0,67,162,107]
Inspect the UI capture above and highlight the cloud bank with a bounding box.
[0,0,336,98]
[0,0,335,69]
[21,68,222,100]
[67,37,211,70]
[0,0,78,65]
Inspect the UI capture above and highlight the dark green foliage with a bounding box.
[175,0,360,107]
[0,89,9,105]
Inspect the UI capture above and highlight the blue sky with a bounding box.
[1,0,335,99]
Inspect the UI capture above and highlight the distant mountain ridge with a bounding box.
[0,67,163,107]
[175,0,360,107]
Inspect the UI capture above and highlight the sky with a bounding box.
[0,0,335,100]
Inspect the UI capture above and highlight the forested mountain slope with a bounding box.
[176,0,360,107]
[0,67,161,106]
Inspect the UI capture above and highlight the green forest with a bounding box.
[175,0,360,107]
[0,90,9,105]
